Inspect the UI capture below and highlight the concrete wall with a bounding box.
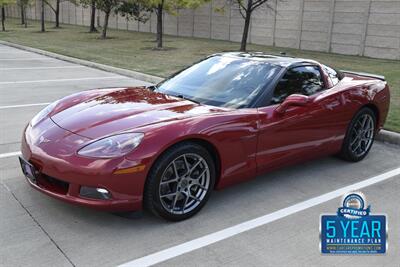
[5,0,400,60]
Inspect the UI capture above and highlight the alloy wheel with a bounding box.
[158,153,210,215]
[349,113,375,157]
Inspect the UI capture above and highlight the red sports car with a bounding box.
[20,53,390,221]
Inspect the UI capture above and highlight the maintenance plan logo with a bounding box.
[320,192,387,254]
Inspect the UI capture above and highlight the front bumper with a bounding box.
[20,120,149,212]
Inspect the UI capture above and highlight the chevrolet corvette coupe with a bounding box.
[20,53,390,221]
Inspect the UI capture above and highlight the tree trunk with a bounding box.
[20,4,25,25]
[24,7,27,28]
[240,10,252,51]
[1,6,5,32]
[89,0,97,32]
[156,2,163,49]
[101,10,110,39]
[240,0,253,52]
[55,0,60,28]
[41,0,45,32]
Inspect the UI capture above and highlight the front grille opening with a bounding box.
[39,174,69,195]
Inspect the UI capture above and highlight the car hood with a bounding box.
[51,87,226,139]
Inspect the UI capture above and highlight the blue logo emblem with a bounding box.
[320,192,387,254]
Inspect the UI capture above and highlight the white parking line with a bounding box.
[0,66,85,71]
[0,76,122,85]
[0,151,21,159]
[119,166,400,267]
[0,103,50,109]
[0,58,53,61]
[0,51,31,54]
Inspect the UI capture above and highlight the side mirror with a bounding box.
[275,94,309,114]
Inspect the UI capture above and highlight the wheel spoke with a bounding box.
[160,192,178,198]
[171,192,180,210]
[190,195,201,203]
[191,183,207,190]
[187,192,201,202]
[350,136,360,146]
[364,118,372,130]
[361,115,368,128]
[160,178,179,185]
[181,192,190,212]
[172,161,179,178]
[356,119,363,129]
[189,159,204,174]
[352,139,362,153]
[182,155,190,173]
[193,168,207,179]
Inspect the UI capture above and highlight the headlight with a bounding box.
[31,101,58,127]
[77,133,144,158]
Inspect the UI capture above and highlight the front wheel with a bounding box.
[144,142,216,221]
[339,107,376,162]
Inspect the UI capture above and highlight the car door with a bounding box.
[256,65,347,173]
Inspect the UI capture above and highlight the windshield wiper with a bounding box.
[171,94,201,105]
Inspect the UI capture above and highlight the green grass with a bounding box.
[1,19,399,131]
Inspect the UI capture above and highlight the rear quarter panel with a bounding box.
[341,74,390,130]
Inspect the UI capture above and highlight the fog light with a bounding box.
[80,186,111,200]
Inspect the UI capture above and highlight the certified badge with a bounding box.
[320,191,387,254]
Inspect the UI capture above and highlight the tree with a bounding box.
[19,0,24,25]
[79,0,98,32]
[40,0,45,31]
[1,0,16,31]
[226,0,274,51]
[18,0,32,27]
[43,0,70,28]
[89,0,96,32]
[141,0,209,49]
[96,0,120,39]
[117,0,150,25]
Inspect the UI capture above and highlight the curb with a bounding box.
[1,41,399,146]
[376,129,400,146]
[0,41,163,84]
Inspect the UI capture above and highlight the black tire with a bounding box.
[144,142,216,221]
[339,107,376,162]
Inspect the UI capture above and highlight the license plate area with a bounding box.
[19,156,38,184]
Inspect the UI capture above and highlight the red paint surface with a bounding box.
[20,70,390,212]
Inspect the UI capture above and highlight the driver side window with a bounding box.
[271,66,324,104]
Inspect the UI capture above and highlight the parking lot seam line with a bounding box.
[0,180,76,267]
[0,180,11,192]
[0,103,50,109]
[0,151,21,159]
[118,166,400,267]
[0,76,122,85]
[0,66,86,70]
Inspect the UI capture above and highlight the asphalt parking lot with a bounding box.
[1,43,400,267]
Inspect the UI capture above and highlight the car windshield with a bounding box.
[155,56,281,108]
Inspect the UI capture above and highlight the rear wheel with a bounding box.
[339,107,376,162]
[144,142,215,221]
